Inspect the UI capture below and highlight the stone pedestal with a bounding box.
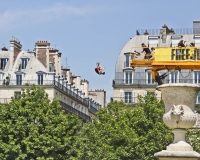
[154,83,200,160]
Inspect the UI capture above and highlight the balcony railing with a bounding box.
[54,81,89,106]
[136,28,200,36]
[113,79,198,86]
[111,96,162,104]
[60,101,92,122]
[0,80,101,111]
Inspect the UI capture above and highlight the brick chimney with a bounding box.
[35,41,50,70]
[10,38,22,69]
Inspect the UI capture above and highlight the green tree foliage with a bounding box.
[0,86,82,160]
[76,93,173,160]
[187,128,200,153]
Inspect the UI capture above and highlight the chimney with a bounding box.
[35,41,50,70]
[193,21,200,34]
[10,38,22,68]
[161,24,170,43]
[10,38,22,60]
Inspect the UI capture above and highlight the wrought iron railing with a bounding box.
[54,81,89,106]
[0,80,101,112]
[60,101,92,122]
[113,79,197,86]
[136,28,200,36]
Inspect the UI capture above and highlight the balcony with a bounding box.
[113,78,198,87]
[0,80,101,111]
[60,101,92,122]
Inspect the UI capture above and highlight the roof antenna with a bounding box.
[66,57,70,69]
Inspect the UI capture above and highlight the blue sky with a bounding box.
[0,0,200,103]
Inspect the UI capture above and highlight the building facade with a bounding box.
[112,21,200,126]
[0,39,106,122]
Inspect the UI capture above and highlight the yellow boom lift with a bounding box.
[130,46,200,85]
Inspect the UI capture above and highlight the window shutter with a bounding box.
[120,89,124,101]
[132,91,135,103]
[143,91,147,97]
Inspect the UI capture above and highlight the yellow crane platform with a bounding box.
[130,47,200,85]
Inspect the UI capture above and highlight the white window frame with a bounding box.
[124,54,134,68]
[193,71,200,84]
[169,71,179,83]
[15,71,24,85]
[124,92,132,103]
[120,89,124,101]
[145,70,154,84]
[132,91,136,103]
[21,58,29,69]
[124,71,133,85]
[36,71,46,85]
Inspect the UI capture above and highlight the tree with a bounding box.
[0,85,82,160]
[76,93,173,160]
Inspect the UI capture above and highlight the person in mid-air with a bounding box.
[95,62,105,75]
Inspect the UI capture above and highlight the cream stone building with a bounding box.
[112,21,200,126]
[0,39,106,122]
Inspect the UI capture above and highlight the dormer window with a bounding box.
[15,71,24,85]
[36,71,46,85]
[146,70,154,84]
[0,58,8,70]
[21,58,29,69]
[124,53,134,68]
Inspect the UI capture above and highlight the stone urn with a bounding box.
[154,83,200,160]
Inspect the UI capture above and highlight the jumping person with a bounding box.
[95,62,105,75]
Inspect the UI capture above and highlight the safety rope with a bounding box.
[180,70,191,78]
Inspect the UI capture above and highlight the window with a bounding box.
[124,71,133,84]
[125,55,134,68]
[170,71,179,83]
[21,58,29,69]
[146,71,154,84]
[194,71,200,84]
[16,75,22,85]
[197,92,200,104]
[49,63,54,72]
[38,74,43,85]
[36,71,46,86]
[125,92,132,103]
[14,91,21,99]
[0,58,8,69]
[148,36,159,47]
